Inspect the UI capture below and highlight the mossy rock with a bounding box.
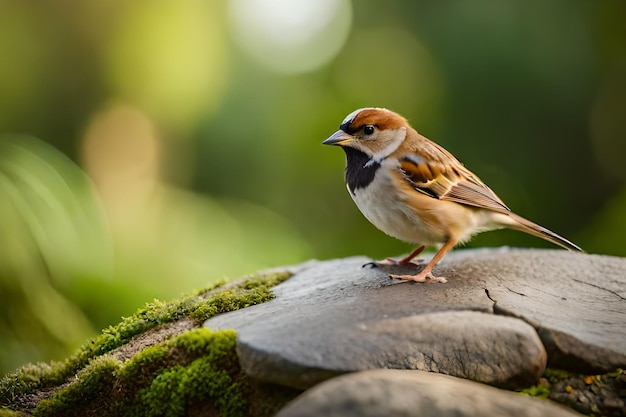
[0,271,300,417]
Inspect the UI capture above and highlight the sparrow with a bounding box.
[323,107,582,283]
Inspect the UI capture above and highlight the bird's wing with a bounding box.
[398,142,511,214]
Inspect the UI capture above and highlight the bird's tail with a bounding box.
[507,212,583,252]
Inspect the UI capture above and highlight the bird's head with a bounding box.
[323,108,409,162]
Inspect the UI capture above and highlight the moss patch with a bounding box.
[34,329,243,417]
[520,368,626,416]
[0,270,292,416]
[0,408,23,417]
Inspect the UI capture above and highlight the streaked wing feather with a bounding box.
[444,180,510,213]
[399,150,510,214]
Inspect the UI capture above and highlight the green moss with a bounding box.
[0,407,24,417]
[120,328,245,417]
[129,355,245,417]
[519,368,569,398]
[115,343,171,389]
[1,270,291,413]
[0,362,56,406]
[33,328,246,417]
[543,368,570,384]
[191,287,274,322]
[519,367,626,410]
[34,357,120,417]
[519,368,570,399]
[519,382,551,399]
[190,271,291,322]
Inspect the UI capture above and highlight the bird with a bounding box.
[322,107,582,283]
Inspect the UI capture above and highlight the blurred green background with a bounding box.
[1,0,625,375]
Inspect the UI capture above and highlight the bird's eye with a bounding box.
[363,125,375,135]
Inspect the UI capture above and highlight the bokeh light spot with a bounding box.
[105,1,229,130]
[228,0,352,74]
[81,104,160,223]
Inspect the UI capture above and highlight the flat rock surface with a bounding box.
[274,369,584,417]
[204,249,626,389]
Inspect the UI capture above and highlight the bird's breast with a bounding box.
[348,164,446,245]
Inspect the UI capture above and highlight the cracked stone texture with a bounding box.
[204,249,626,390]
[274,369,584,417]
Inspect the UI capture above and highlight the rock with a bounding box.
[234,307,545,390]
[460,249,626,373]
[355,312,546,388]
[274,369,583,417]
[204,249,626,389]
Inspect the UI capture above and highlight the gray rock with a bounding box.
[454,249,626,372]
[204,249,626,389]
[274,369,584,417]
[356,312,546,388]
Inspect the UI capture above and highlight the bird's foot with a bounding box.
[389,272,448,284]
[362,246,426,269]
[362,257,424,269]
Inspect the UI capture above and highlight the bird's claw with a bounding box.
[389,272,447,283]
[362,257,424,269]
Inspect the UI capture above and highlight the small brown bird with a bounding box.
[323,108,582,283]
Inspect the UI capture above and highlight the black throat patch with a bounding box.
[343,147,380,195]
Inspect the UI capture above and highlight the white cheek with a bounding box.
[371,126,406,162]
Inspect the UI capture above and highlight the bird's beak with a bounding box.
[322,130,353,146]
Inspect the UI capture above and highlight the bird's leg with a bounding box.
[390,239,457,283]
[363,245,425,269]
[396,245,426,265]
